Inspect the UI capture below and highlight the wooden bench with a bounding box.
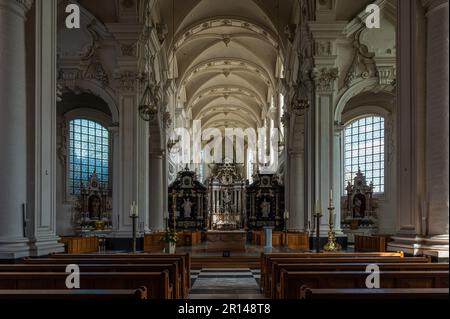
[268,262,448,299]
[59,237,99,254]
[278,270,449,299]
[0,271,172,299]
[263,256,431,297]
[47,253,190,280]
[0,262,183,299]
[260,252,423,294]
[0,287,148,300]
[354,235,392,252]
[23,255,190,298]
[299,286,449,299]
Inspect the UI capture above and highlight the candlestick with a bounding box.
[324,200,341,252]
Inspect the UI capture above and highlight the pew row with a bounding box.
[0,272,172,299]
[0,263,183,299]
[0,287,148,300]
[268,262,448,298]
[278,270,449,299]
[24,253,190,298]
[261,255,430,295]
[299,286,449,299]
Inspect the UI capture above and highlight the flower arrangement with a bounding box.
[161,228,179,244]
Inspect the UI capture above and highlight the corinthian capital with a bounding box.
[16,0,34,10]
[0,0,33,18]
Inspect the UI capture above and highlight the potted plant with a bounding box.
[161,228,178,254]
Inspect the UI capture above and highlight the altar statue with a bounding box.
[261,199,271,218]
[182,198,193,218]
[89,195,101,220]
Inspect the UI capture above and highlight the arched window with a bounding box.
[69,119,109,194]
[344,115,385,193]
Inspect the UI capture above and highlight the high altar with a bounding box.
[206,162,246,231]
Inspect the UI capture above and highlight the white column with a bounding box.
[387,0,429,255]
[423,0,449,257]
[315,93,340,236]
[137,113,149,233]
[29,0,64,256]
[0,0,33,258]
[149,152,164,231]
[288,151,305,231]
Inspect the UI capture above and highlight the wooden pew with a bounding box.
[27,253,191,297]
[0,263,183,299]
[23,256,190,298]
[0,271,172,299]
[261,252,405,283]
[268,262,448,299]
[299,286,449,299]
[59,237,99,254]
[278,270,449,299]
[0,287,148,300]
[264,257,431,297]
[354,235,391,252]
[261,254,429,295]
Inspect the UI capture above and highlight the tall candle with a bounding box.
[329,189,333,202]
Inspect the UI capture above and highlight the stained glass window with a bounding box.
[344,116,385,193]
[69,119,109,194]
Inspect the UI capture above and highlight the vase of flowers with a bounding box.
[161,228,178,254]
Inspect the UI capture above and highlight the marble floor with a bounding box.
[189,268,265,299]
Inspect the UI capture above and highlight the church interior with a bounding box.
[0,0,449,302]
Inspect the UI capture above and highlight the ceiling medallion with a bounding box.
[222,35,231,47]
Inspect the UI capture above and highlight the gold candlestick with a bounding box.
[324,199,341,252]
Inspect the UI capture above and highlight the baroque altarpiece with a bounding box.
[206,163,246,231]
[341,169,378,241]
[168,167,208,230]
[246,173,285,230]
[73,172,113,235]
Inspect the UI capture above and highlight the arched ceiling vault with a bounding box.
[159,0,294,131]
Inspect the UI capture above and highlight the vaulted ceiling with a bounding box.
[160,0,294,131]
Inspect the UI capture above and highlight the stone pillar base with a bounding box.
[0,238,30,259]
[28,238,65,257]
[387,234,449,260]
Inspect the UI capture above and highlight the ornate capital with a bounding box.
[16,0,33,11]
[0,0,33,18]
[114,70,141,93]
[313,67,339,92]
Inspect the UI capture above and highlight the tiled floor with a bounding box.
[189,268,265,299]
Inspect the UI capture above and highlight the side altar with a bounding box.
[168,167,208,231]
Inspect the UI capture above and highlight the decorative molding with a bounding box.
[173,17,279,51]
[16,0,33,10]
[120,43,137,57]
[343,28,378,89]
[315,40,332,57]
[313,67,339,92]
[113,71,141,93]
